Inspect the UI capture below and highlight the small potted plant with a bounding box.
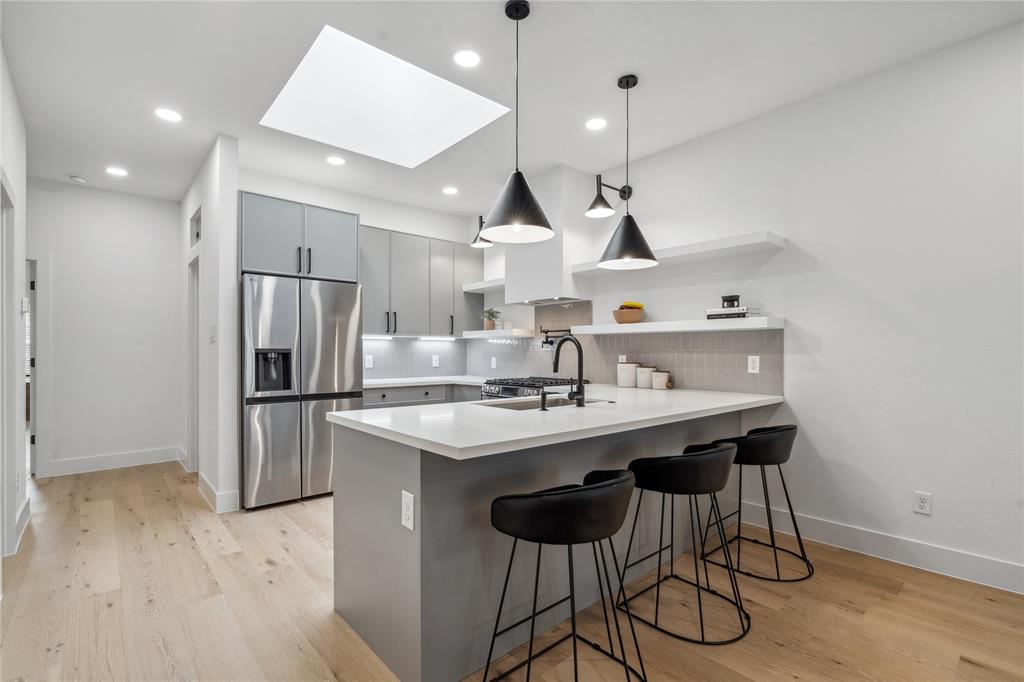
[483,308,501,331]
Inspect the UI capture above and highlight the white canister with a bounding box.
[636,366,656,389]
[617,363,639,388]
[652,371,673,390]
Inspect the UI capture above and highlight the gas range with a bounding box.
[481,377,582,399]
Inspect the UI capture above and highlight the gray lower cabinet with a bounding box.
[364,385,446,407]
[242,401,301,508]
[359,226,391,334]
[304,205,358,281]
[429,240,455,335]
[449,385,482,403]
[389,232,430,336]
[241,193,304,276]
[453,243,484,335]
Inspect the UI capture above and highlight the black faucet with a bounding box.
[552,335,586,407]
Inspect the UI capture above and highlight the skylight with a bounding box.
[261,26,509,169]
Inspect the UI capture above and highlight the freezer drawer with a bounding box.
[302,397,362,497]
[243,401,301,508]
[300,279,362,395]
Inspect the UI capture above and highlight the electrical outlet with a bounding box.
[913,491,932,515]
[401,490,415,530]
[747,355,760,374]
[618,355,627,363]
[364,354,374,369]
[431,354,440,368]
[491,357,497,369]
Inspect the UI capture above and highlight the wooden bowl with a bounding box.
[612,308,645,324]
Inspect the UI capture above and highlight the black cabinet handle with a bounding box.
[307,247,312,274]
[393,311,397,332]
[385,311,390,333]
[450,314,454,335]
[424,391,430,396]
[296,247,302,273]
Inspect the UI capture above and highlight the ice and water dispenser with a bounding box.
[254,349,292,393]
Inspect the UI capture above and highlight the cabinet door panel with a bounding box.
[358,226,391,334]
[389,232,430,336]
[453,243,484,335]
[241,193,304,275]
[429,240,455,335]
[304,206,358,281]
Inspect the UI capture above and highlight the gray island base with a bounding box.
[329,388,782,681]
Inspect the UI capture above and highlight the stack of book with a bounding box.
[706,306,761,320]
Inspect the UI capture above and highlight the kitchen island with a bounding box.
[327,385,783,681]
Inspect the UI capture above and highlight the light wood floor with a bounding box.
[2,462,1022,681]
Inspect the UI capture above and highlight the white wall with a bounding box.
[577,25,1023,591]
[26,180,185,476]
[1,37,29,559]
[240,168,473,243]
[182,135,239,512]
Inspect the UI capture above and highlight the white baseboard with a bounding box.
[37,445,184,477]
[3,497,31,557]
[197,472,239,514]
[741,500,1024,595]
[177,449,195,473]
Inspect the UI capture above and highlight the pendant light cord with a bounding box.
[625,84,630,214]
[515,20,520,171]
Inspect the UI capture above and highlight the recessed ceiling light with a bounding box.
[453,49,481,68]
[105,166,128,177]
[260,25,507,168]
[154,107,183,123]
[585,118,607,131]
[68,175,87,184]
[326,155,346,166]
[442,186,458,195]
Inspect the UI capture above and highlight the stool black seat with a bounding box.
[701,424,814,582]
[483,470,646,682]
[618,443,750,645]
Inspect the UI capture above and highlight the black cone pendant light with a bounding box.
[470,215,492,248]
[480,0,554,244]
[589,75,657,270]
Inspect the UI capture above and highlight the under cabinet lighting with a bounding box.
[419,336,459,342]
[363,335,394,341]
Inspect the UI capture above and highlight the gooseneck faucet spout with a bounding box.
[553,335,586,407]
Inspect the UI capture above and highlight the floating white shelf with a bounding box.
[570,230,787,276]
[571,316,785,335]
[462,278,506,294]
[462,328,535,339]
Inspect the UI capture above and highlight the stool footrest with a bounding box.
[623,543,674,573]
[487,631,645,682]
[494,594,571,638]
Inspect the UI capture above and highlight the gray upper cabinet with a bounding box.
[359,226,391,335]
[241,193,304,276]
[453,243,484,335]
[304,205,358,282]
[429,240,455,335]
[389,232,430,336]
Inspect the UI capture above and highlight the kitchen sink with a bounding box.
[482,397,608,410]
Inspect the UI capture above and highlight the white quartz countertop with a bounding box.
[363,375,489,388]
[328,385,783,460]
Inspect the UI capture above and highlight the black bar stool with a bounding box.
[483,470,646,682]
[617,443,750,645]
[702,425,814,582]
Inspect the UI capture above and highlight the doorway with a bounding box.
[1,180,14,554]
[187,256,200,472]
[25,260,35,477]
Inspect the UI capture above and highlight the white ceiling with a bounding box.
[3,1,1021,216]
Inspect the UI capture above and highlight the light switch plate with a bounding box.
[431,354,439,368]
[365,354,374,369]
[491,357,497,369]
[747,355,760,374]
[401,490,415,530]
[618,355,627,363]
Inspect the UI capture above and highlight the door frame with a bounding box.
[25,259,36,476]
[187,255,200,472]
[1,175,18,556]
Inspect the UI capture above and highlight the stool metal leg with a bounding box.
[598,539,632,681]
[592,542,614,653]
[525,543,543,681]
[736,466,743,568]
[687,495,706,641]
[760,465,782,580]
[778,464,813,573]
[483,538,517,682]
[711,494,748,630]
[654,493,666,626]
[567,546,579,682]
[607,536,647,681]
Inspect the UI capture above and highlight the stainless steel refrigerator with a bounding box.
[241,274,362,508]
